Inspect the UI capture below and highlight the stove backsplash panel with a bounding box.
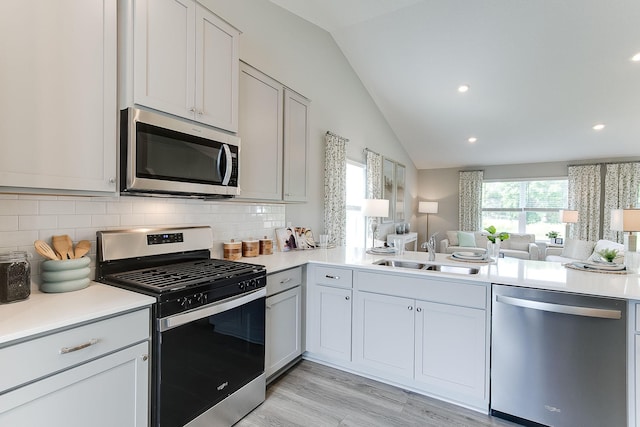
[0,194,285,284]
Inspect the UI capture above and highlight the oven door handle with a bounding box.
[158,288,266,332]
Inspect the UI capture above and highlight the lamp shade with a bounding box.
[611,209,624,232]
[623,209,640,232]
[362,199,389,218]
[561,209,579,223]
[419,201,438,214]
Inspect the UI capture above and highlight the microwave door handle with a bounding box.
[220,144,232,186]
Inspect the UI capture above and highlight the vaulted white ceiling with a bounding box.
[270,0,640,169]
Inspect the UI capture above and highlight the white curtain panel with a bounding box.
[603,162,640,242]
[323,132,348,246]
[568,164,601,241]
[458,170,483,231]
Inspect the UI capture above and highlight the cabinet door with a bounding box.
[195,3,239,131]
[0,342,149,426]
[353,292,415,379]
[265,286,302,378]
[237,63,284,200]
[307,285,352,361]
[415,300,486,402]
[133,0,196,120]
[0,0,117,194]
[283,88,310,202]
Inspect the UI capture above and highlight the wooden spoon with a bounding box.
[52,235,72,260]
[73,240,91,259]
[34,240,60,261]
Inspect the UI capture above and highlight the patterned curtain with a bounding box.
[365,150,382,199]
[568,165,601,241]
[365,150,383,245]
[603,162,640,242]
[459,170,483,231]
[323,132,348,246]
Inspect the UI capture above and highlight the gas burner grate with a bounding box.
[106,259,262,291]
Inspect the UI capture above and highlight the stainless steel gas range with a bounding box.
[96,226,266,427]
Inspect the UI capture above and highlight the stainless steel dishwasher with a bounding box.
[491,284,627,427]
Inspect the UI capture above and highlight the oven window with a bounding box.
[158,297,265,427]
[136,122,225,185]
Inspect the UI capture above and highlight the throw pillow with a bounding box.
[457,231,476,247]
[561,238,595,260]
[587,239,625,263]
[446,231,459,246]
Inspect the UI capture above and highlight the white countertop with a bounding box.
[0,282,155,347]
[243,247,640,300]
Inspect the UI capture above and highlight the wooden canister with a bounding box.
[223,240,242,260]
[259,236,273,255]
[242,240,259,257]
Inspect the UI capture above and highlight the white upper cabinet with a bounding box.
[283,88,310,202]
[237,64,310,202]
[238,62,284,200]
[122,0,239,132]
[0,0,117,194]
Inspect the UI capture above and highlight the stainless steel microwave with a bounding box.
[120,108,240,198]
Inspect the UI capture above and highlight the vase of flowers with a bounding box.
[484,226,510,259]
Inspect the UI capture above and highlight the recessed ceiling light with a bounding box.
[458,84,470,93]
[592,123,605,131]
[631,52,640,62]
[468,137,477,143]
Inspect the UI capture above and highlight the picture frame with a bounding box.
[395,163,405,222]
[554,237,564,245]
[275,227,298,251]
[381,158,395,223]
[294,227,316,249]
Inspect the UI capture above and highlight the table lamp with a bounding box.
[561,209,579,240]
[419,201,438,251]
[362,199,389,249]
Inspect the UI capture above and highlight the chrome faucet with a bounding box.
[421,232,438,261]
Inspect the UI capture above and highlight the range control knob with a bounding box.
[238,281,246,290]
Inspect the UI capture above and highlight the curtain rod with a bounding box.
[326,131,349,141]
[568,160,640,167]
[363,147,380,156]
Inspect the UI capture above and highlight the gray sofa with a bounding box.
[545,238,625,263]
[440,230,540,260]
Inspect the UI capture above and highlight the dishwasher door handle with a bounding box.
[495,294,622,319]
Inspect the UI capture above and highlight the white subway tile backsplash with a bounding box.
[39,200,76,215]
[19,215,58,230]
[0,195,285,277]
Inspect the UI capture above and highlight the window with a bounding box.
[481,179,568,240]
[346,160,366,249]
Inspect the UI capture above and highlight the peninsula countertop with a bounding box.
[243,247,640,301]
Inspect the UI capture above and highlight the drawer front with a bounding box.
[314,266,353,288]
[0,308,150,393]
[356,271,486,309]
[267,267,303,296]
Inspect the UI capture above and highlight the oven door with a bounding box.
[121,107,240,198]
[156,289,265,427]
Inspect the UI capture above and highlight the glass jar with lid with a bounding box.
[0,251,31,303]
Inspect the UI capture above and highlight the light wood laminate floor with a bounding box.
[237,360,520,427]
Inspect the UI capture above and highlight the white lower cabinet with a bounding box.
[306,265,353,363]
[352,270,489,411]
[354,292,415,378]
[0,308,150,426]
[0,341,148,426]
[266,285,302,379]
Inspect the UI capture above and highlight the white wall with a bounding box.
[202,0,418,235]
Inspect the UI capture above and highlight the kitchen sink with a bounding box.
[423,264,479,275]
[372,259,479,275]
[373,260,428,269]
